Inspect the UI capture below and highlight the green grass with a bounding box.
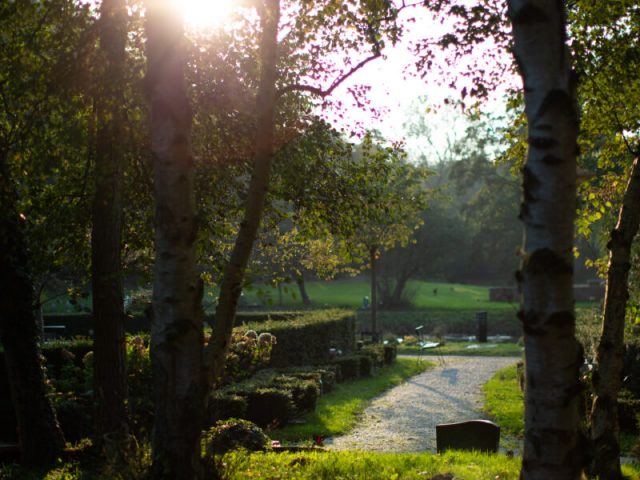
[483,365,640,459]
[482,364,524,439]
[6,449,640,479]
[399,341,523,357]
[237,279,514,310]
[273,357,433,442]
[219,449,640,479]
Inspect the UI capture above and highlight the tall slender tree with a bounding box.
[91,0,129,440]
[507,0,584,478]
[589,158,640,480]
[145,0,205,477]
[0,155,66,465]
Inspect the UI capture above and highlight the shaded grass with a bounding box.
[219,449,640,480]
[399,342,523,357]
[273,357,433,442]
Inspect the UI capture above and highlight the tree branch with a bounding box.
[276,51,381,99]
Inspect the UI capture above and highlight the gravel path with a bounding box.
[324,355,520,453]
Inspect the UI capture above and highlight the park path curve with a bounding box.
[324,355,520,453]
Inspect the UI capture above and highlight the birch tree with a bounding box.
[145,1,205,477]
[507,0,584,478]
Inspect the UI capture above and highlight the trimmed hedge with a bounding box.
[332,356,360,380]
[246,388,295,429]
[238,309,356,367]
[38,311,301,338]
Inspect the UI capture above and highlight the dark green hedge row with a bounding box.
[40,311,301,338]
[237,309,356,367]
[208,367,333,428]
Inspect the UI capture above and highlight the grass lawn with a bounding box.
[482,364,638,457]
[273,357,434,442]
[482,364,524,439]
[219,449,640,479]
[238,279,514,310]
[399,341,523,357]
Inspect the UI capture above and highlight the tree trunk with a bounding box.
[91,0,128,440]
[204,0,280,388]
[508,1,584,478]
[145,2,205,478]
[0,152,65,465]
[295,272,312,306]
[590,157,640,480]
[370,246,378,341]
[390,276,409,307]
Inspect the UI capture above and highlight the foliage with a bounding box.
[202,418,271,456]
[239,309,356,367]
[217,330,277,385]
[273,358,432,442]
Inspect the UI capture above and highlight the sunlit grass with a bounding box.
[482,364,524,439]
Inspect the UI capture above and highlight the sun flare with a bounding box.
[177,0,237,30]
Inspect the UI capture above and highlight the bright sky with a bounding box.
[179,0,517,164]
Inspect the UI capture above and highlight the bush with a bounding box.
[619,389,640,434]
[126,336,154,437]
[239,309,356,367]
[360,345,384,367]
[383,345,397,365]
[246,388,295,429]
[203,418,270,456]
[358,355,373,377]
[272,376,321,414]
[332,356,360,380]
[53,396,93,442]
[218,330,276,385]
[207,392,248,425]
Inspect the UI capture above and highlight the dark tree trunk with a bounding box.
[146,2,205,478]
[590,157,640,480]
[508,0,584,478]
[91,0,128,440]
[295,272,312,306]
[204,0,280,387]
[390,276,409,307]
[0,152,65,465]
[370,246,378,340]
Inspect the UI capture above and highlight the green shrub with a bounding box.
[358,355,373,377]
[360,345,384,367]
[619,389,640,433]
[239,309,356,367]
[246,388,295,429]
[277,366,338,393]
[126,336,154,437]
[52,396,93,442]
[332,356,360,380]
[207,392,248,425]
[383,345,397,365]
[272,376,321,414]
[219,330,276,385]
[203,418,270,456]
